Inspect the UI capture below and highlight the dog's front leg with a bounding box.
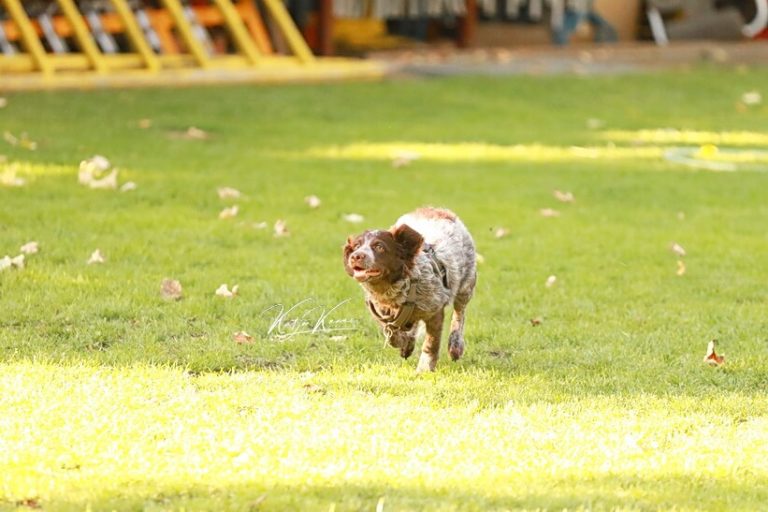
[417,308,444,372]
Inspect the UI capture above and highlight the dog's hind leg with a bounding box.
[417,309,444,372]
[448,273,476,361]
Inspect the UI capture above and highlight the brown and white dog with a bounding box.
[343,207,477,372]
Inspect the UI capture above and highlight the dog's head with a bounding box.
[343,224,423,283]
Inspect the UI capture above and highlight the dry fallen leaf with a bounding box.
[160,278,183,301]
[553,190,575,203]
[494,227,509,239]
[219,205,239,219]
[305,195,321,209]
[233,331,253,344]
[703,339,725,366]
[530,317,543,326]
[185,126,209,140]
[586,118,605,130]
[540,208,561,218]
[3,131,18,146]
[671,242,686,257]
[343,213,364,224]
[545,275,557,288]
[79,156,118,190]
[0,166,25,187]
[88,169,118,190]
[138,118,152,129]
[0,97,7,108]
[10,254,24,269]
[87,249,105,265]
[215,283,239,298]
[274,219,290,237]
[217,187,241,200]
[676,260,686,276]
[741,90,762,106]
[391,150,421,168]
[19,133,37,151]
[20,241,38,255]
[120,181,137,192]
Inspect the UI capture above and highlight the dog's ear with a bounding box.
[392,224,423,263]
[342,236,356,276]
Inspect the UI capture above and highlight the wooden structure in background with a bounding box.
[0,0,383,89]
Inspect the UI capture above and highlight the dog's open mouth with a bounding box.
[352,265,382,281]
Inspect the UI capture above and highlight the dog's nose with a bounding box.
[350,251,364,262]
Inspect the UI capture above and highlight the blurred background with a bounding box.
[0,0,765,88]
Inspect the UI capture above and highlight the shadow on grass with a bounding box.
[10,474,768,511]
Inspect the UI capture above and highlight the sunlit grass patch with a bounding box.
[303,142,663,163]
[600,129,768,147]
[2,362,768,511]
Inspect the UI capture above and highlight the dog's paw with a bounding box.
[416,352,437,373]
[448,332,465,361]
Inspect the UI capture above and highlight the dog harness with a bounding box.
[366,244,448,336]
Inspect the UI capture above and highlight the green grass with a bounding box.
[2,67,768,511]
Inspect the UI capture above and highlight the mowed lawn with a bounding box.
[2,68,768,511]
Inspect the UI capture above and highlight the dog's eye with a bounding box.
[373,243,385,253]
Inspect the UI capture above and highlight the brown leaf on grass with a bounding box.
[87,249,105,265]
[274,219,290,237]
[14,498,41,509]
[88,169,118,190]
[553,190,575,203]
[671,243,686,257]
[342,213,365,224]
[166,127,210,140]
[11,254,24,268]
[138,118,152,129]
[0,165,25,187]
[494,227,510,239]
[219,205,239,219]
[530,317,543,326]
[215,283,239,298]
[540,208,561,218]
[0,254,24,271]
[20,241,39,255]
[79,156,118,189]
[304,195,321,209]
[676,260,686,276]
[391,149,420,168]
[3,131,18,146]
[741,90,762,106]
[217,187,241,200]
[19,133,37,151]
[303,383,327,394]
[703,339,725,366]
[233,331,253,344]
[160,278,183,301]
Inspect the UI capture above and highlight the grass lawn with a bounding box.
[2,67,768,511]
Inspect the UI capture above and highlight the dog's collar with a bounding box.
[366,244,448,334]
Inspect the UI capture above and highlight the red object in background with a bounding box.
[757,27,768,37]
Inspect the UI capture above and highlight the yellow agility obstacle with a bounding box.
[0,0,384,89]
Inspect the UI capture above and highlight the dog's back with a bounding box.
[395,207,476,300]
